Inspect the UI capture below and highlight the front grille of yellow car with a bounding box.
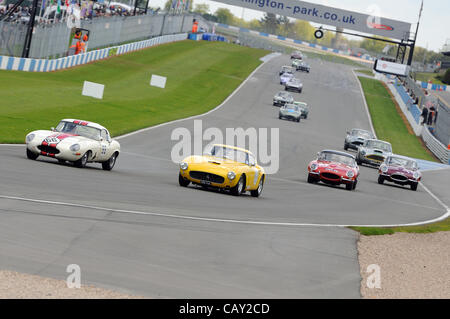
[366,155,384,162]
[189,171,225,184]
[38,145,60,154]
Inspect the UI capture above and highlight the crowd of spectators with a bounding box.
[0,2,154,25]
[0,5,31,24]
[396,75,438,126]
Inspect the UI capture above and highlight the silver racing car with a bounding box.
[285,78,303,93]
[344,129,375,151]
[273,91,294,106]
[356,139,393,167]
[279,103,301,122]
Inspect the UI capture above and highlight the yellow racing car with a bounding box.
[178,144,265,197]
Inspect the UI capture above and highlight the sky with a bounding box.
[150,0,449,52]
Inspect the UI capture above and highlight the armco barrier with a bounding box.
[421,125,449,164]
[393,78,421,124]
[215,23,375,62]
[0,33,187,72]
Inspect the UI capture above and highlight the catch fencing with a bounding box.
[421,125,449,164]
[434,97,450,149]
[0,13,200,59]
[0,33,188,72]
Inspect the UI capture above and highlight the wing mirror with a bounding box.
[51,127,55,132]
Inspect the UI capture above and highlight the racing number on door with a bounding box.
[252,168,260,187]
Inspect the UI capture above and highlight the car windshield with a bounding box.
[279,92,291,98]
[55,121,101,141]
[284,104,299,111]
[387,157,417,169]
[319,152,356,167]
[351,130,372,138]
[281,67,293,74]
[366,140,392,152]
[210,146,249,165]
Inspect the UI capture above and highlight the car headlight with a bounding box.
[360,150,366,156]
[380,164,388,173]
[227,171,236,180]
[311,163,318,171]
[346,170,355,178]
[69,144,80,152]
[26,134,35,143]
[413,171,420,179]
[180,162,188,171]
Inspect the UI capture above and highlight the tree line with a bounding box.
[162,0,450,66]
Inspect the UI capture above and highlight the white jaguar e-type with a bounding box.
[25,119,120,170]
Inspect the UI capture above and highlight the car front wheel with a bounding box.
[102,152,118,171]
[179,173,190,187]
[346,182,354,191]
[307,174,318,184]
[250,176,264,197]
[411,182,418,191]
[378,175,384,184]
[26,148,39,160]
[231,175,245,196]
[74,151,90,168]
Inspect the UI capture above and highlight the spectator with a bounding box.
[427,106,435,125]
[421,107,429,125]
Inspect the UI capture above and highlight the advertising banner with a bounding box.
[374,59,410,76]
[211,0,412,40]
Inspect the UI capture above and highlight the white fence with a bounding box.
[421,125,449,164]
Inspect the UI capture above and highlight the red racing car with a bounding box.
[307,150,360,191]
[378,155,421,191]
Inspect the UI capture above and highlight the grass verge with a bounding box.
[351,218,450,235]
[358,77,436,161]
[0,40,267,143]
[354,69,374,76]
[352,77,448,235]
[414,72,446,85]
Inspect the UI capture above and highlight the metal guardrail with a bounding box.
[434,96,450,148]
[421,125,449,164]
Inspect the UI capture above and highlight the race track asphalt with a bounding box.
[0,54,448,298]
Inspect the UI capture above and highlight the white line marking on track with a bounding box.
[0,194,448,228]
[269,176,443,212]
[352,69,377,139]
